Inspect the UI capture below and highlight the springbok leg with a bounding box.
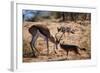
[33,30,42,55]
[30,39,36,57]
[53,44,57,54]
[30,35,40,57]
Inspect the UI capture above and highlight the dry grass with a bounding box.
[23,21,91,62]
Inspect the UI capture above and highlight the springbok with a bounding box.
[55,31,86,56]
[28,25,57,57]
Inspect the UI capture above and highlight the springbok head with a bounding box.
[55,30,65,49]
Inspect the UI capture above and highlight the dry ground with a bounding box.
[23,21,91,62]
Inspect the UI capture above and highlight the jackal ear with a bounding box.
[62,41,65,44]
[57,27,60,32]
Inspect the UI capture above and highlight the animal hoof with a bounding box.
[30,54,38,58]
